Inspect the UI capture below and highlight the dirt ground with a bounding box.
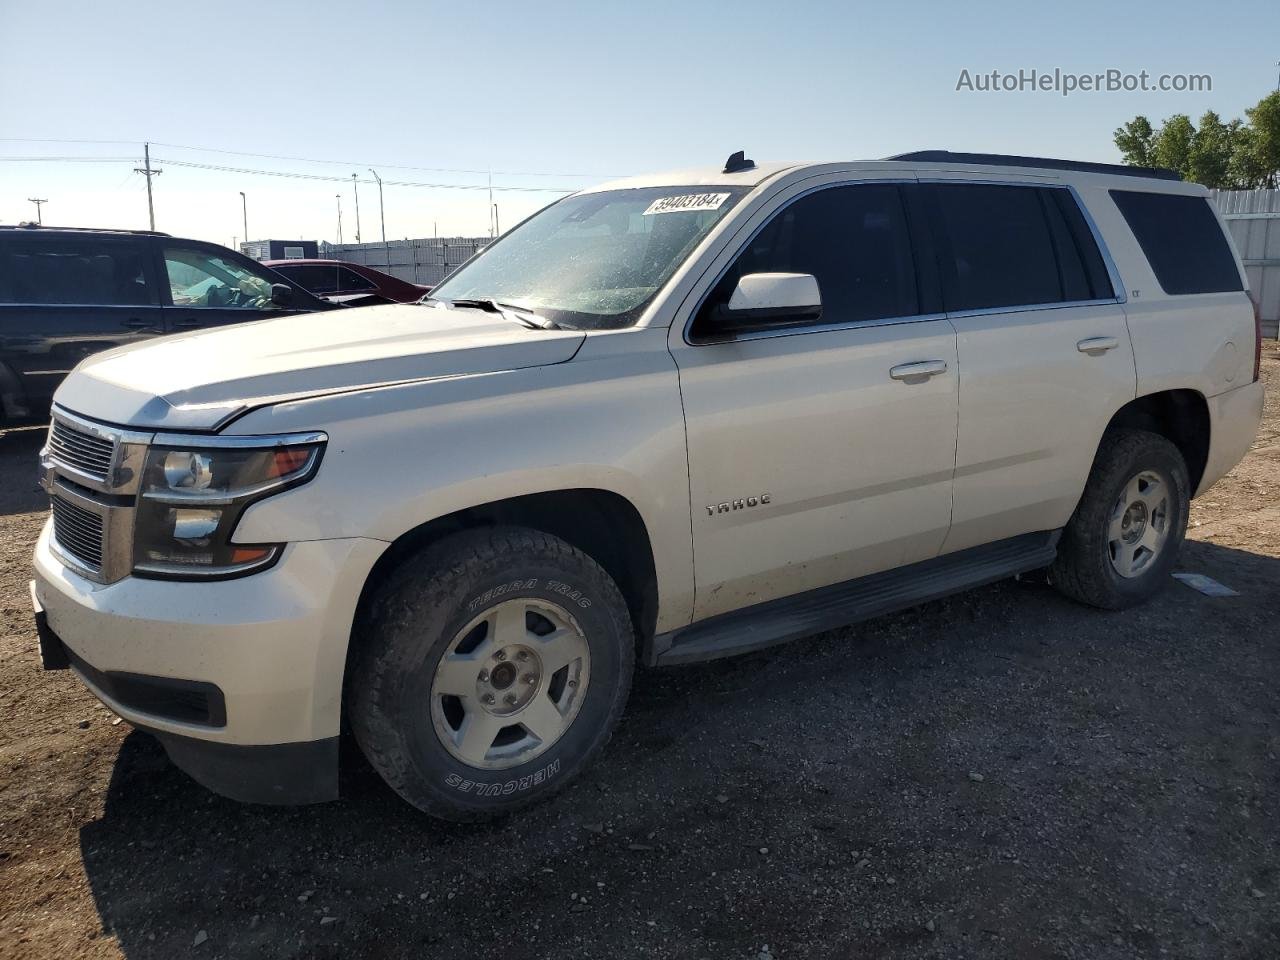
[1,347,1278,960]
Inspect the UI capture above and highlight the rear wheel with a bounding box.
[1051,429,1190,609]
[348,526,634,820]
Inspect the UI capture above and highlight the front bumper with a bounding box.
[32,521,385,803]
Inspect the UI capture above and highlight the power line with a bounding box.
[0,156,137,162]
[0,152,581,193]
[0,137,617,179]
[154,157,577,193]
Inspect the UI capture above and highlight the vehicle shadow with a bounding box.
[78,538,1280,960]
[0,425,48,516]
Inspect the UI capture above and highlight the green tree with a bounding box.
[1115,91,1280,189]
[1228,124,1268,188]
[1114,116,1155,167]
[1240,91,1280,188]
[1188,111,1235,188]
[1150,114,1196,177]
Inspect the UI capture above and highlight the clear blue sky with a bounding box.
[1,0,1277,245]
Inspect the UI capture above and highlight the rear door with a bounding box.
[0,232,162,414]
[921,179,1137,553]
[159,241,322,331]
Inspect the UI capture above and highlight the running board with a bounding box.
[649,530,1061,667]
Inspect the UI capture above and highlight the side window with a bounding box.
[0,238,153,306]
[931,184,1062,312]
[691,184,918,340]
[274,264,336,293]
[1109,190,1243,295]
[163,246,280,310]
[1047,189,1114,300]
[1039,190,1094,302]
[336,268,376,293]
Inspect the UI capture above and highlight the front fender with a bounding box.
[228,331,695,631]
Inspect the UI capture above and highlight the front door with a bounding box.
[670,181,960,622]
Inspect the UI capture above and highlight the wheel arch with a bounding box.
[1102,389,1211,494]
[348,488,659,673]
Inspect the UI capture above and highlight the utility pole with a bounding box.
[493,203,500,236]
[351,173,362,244]
[488,170,494,238]
[335,194,343,245]
[27,198,47,224]
[368,168,388,270]
[239,191,248,249]
[133,142,161,230]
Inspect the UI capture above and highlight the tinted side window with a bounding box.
[275,264,338,293]
[336,268,376,292]
[1040,191,1093,302]
[692,184,917,339]
[1049,190,1114,299]
[932,184,1062,312]
[0,237,153,306]
[1109,190,1242,295]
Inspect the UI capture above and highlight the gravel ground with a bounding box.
[1,346,1277,960]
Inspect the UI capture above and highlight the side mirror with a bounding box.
[724,272,822,325]
[270,283,294,308]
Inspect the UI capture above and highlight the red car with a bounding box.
[263,259,430,306]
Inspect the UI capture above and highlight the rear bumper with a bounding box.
[1197,379,1265,496]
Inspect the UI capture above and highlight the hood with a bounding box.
[54,303,586,431]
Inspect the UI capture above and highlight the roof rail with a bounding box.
[0,224,172,236]
[888,150,1181,182]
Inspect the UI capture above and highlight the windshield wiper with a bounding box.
[443,297,560,330]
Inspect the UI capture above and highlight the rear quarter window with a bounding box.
[0,237,154,306]
[1109,191,1243,295]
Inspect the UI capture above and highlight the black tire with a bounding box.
[348,526,635,820]
[1050,428,1190,610]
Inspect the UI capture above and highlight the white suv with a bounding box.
[31,151,1264,819]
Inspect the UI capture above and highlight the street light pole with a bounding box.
[335,194,343,245]
[239,191,248,250]
[351,173,362,244]
[27,198,47,224]
[368,168,388,270]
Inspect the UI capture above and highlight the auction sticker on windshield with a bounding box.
[643,193,731,216]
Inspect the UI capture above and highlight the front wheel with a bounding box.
[1051,428,1190,609]
[348,527,635,820]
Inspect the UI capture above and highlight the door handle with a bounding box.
[1077,336,1119,356]
[889,360,948,382]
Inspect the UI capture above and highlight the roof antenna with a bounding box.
[723,150,755,174]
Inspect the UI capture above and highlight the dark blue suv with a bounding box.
[0,225,332,425]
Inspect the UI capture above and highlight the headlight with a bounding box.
[132,435,325,579]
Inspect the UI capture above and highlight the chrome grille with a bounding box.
[51,495,105,571]
[48,419,114,481]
